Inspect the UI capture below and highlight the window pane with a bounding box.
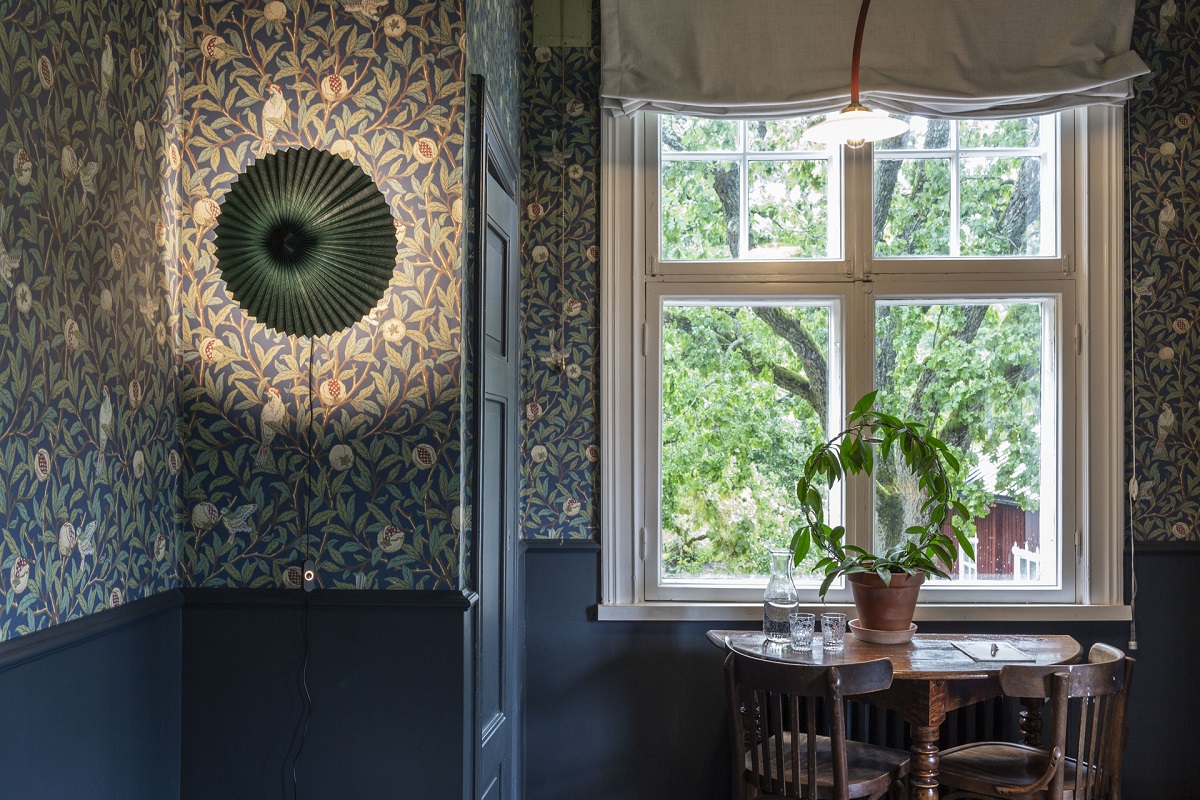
[958,117,1041,149]
[660,303,833,582]
[747,117,824,151]
[748,160,829,259]
[875,117,951,151]
[873,115,1056,259]
[662,116,738,152]
[873,300,1056,586]
[960,157,1042,256]
[873,158,952,256]
[661,160,741,259]
[659,115,836,262]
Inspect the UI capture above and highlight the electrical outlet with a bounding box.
[303,559,316,592]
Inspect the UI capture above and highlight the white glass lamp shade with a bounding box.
[806,103,909,148]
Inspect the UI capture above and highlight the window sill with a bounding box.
[594,602,1132,623]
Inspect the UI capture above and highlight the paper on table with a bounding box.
[953,641,1036,662]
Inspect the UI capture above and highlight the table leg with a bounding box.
[1019,697,1044,747]
[909,723,940,800]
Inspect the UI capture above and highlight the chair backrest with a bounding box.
[999,643,1135,800]
[725,651,893,800]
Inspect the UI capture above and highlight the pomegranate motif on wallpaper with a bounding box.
[518,0,600,539]
[178,0,467,589]
[515,0,1194,546]
[0,0,183,641]
[1126,0,1200,542]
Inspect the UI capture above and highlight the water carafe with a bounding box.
[763,548,799,642]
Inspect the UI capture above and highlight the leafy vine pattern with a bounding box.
[515,0,1196,546]
[178,0,468,589]
[0,0,183,640]
[1,0,1185,642]
[1127,0,1200,543]
[518,0,600,539]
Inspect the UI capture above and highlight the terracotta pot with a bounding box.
[847,571,925,631]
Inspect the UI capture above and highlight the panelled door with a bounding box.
[474,100,520,800]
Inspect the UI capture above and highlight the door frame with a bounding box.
[465,74,522,800]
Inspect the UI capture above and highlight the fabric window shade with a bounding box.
[600,0,1149,120]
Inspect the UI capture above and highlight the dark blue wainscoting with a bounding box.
[523,542,1199,800]
[0,591,183,800]
[180,589,474,800]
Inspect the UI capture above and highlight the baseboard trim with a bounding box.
[0,585,479,672]
[181,587,477,610]
[522,538,601,553]
[1131,542,1200,553]
[0,589,183,674]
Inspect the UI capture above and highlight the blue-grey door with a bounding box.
[474,92,520,800]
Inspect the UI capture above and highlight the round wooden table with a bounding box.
[708,630,1081,800]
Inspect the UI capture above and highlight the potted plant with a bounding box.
[792,391,974,632]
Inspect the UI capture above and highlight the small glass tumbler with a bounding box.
[821,612,847,651]
[788,612,815,649]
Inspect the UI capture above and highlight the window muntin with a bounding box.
[609,104,1123,606]
[873,115,1058,259]
[658,116,839,261]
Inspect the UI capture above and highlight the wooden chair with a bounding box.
[938,643,1135,800]
[725,651,910,800]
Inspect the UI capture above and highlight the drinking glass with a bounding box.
[788,612,815,649]
[821,612,847,651]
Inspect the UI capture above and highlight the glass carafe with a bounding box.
[763,548,799,642]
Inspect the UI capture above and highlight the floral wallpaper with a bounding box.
[518,0,600,539]
[177,0,468,589]
[514,0,1199,546]
[1127,0,1200,543]
[0,0,183,641]
[466,0,519,155]
[3,0,1183,642]
[462,0,519,587]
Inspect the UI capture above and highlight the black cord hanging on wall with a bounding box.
[214,146,396,338]
[213,146,395,797]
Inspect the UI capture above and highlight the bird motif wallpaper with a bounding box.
[177,0,468,589]
[1127,0,1200,543]
[518,0,600,539]
[466,0,519,157]
[515,0,1200,545]
[3,0,1191,644]
[0,0,183,641]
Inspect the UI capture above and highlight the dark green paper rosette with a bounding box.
[214,147,395,338]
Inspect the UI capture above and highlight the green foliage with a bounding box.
[660,117,831,260]
[873,302,1045,553]
[791,392,974,599]
[874,116,1047,258]
[660,305,827,577]
[656,113,1052,583]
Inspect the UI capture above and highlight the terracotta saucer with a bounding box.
[848,618,917,644]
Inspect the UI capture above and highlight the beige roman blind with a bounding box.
[600,0,1149,119]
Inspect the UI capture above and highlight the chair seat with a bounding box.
[744,733,910,799]
[938,741,1092,799]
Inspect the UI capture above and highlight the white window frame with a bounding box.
[598,107,1130,622]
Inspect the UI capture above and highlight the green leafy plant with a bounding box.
[792,391,975,598]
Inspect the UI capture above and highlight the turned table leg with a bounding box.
[909,723,941,800]
[1019,697,1044,747]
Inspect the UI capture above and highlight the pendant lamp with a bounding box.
[214,147,396,338]
[806,0,908,148]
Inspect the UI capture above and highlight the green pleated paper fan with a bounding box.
[214,147,395,338]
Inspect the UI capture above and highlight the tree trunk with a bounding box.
[711,162,740,258]
[997,158,1041,254]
